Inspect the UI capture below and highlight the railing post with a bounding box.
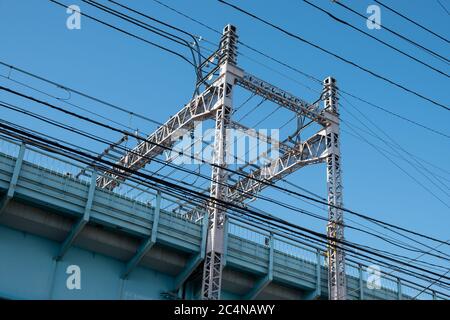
[359,264,364,300]
[55,171,97,260]
[315,249,321,298]
[397,277,402,300]
[222,217,229,267]
[0,143,25,214]
[121,190,160,279]
[268,232,274,281]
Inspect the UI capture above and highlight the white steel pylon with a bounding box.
[97,23,347,300]
[323,77,347,300]
[201,24,238,300]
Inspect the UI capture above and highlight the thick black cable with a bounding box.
[1,123,450,290]
[217,0,449,111]
[334,0,450,64]
[48,0,197,69]
[148,0,450,139]
[303,0,449,78]
[1,84,449,248]
[373,0,449,44]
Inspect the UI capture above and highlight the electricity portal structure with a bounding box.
[96,24,346,300]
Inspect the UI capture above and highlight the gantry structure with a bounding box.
[96,25,346,300]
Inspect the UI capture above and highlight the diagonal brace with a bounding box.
[174,214,209,290]
[121,191,161,279]
[0,143,25,215]
[55,172,97,260]
[244,234,273,300]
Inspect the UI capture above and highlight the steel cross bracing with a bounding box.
[96,84,224,189]
[184,130,329,220]
[96,24,346,300]
[323,77,347,300]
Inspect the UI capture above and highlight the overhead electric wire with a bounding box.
[414,268,450,299]
[436,0,450,16]
[79,0,214,95]
[340,118,450,189]
[3,109,450,292]
[1,36,448,258]
[302,0,449,78]
[373,0,449,44]
[230,211,450,294]
[148,0,450,140]
[1,123,446,294]
[4,94,450,268]
[1,123,449,294]
[334,0,450,64]
[2,85,449,251]
[0,62,164,127]
[341,116,450,209]
[340,96,450,195]
[1,96,447,267]
[48,0,200,88]
[5,0,448,296]
[218,0,449,112]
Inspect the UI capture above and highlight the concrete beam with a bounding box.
[55,172,97,260]
[121,191,161,279]
[0,143,25,215]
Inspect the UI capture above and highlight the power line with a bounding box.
[414,268,450,299]
[147,0,450,139]
[217,0,449,111]
[436,0,450,16]
[335,0,450,64]
[79,0,214,96]
[339,99,450,207]
[48,0,199,78]
[0,61,164,127]
[302,0,449,78]
[1,122,450,292]
[374,0,449,43]
[2,84,449,249]
[0,86,450,258]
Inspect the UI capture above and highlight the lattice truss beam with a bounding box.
[96,84,224,189]
[96,24,346,300]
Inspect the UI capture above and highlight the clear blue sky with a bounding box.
[0,0,449,293]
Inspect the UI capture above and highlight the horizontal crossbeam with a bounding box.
[236,72,330,125]
[97,85,224,189]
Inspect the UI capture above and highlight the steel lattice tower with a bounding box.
[97,24,347,300]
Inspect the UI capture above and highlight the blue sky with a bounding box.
[0,0,449,293]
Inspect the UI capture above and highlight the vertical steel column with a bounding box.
[201,24,238,300]
[323,76,347,300]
